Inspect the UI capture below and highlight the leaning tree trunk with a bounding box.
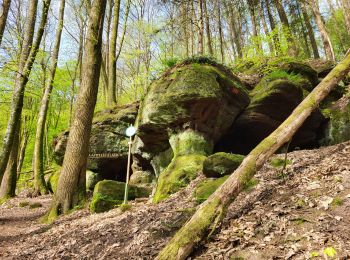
[33,0,66,195]
[310,0,335,61]
[0,120,20,200]
[46,0,106,221]
[107,0,121,107]
[157,50,350,260]
[0,0,50,180]
[0,0,11,46]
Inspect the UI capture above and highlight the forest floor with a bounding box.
[1,141,350,259]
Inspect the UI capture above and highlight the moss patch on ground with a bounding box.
[193,176,229,203]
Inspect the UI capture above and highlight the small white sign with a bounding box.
[125,126,137,137]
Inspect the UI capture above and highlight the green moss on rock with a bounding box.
[90,180,151,213]
[193,176,229,203]
[153,130,213,203]
[203,152,244,178]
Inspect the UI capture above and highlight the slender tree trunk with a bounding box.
[310,0,335,61]
[17,124,29,175]
[301,3,320,59]
[0,0,11,46]
[296,3,311,58]
[0,0,49,180]
[157,50,350,260]
[226,3,242,58]
[33,0,66,195]
[181,0,189,58]
[259,1,274,54]
[107,0,121,107]
[198,0,204,55]
[265,0,280,55]
[273,0,298,56]
[216,0,224,62]
[203,0,213,56]
[47,0,106,220]
[341,0,350,38]
[248,0,262,52]
[0,120,20,200]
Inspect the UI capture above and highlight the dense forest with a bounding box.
[1,0,350,259]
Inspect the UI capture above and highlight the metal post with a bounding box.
[123,135,132,204]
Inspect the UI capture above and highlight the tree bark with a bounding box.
[216,0,224,62]
[47,0,106,220]
[198,0,204,55]
[301,3,320,59]
[203,0,213,56]
[341,0,350,38]
[259,1,274,54]
[107,0,121,107]
[310,0,335,61]
[273,0,298,56]
[0,120,20,200]
[225,2,242,58]
[157,50,350,260]
[265,0,280,55]
[0,0,50,180]
[0,0,11,46]
[33,0,66,195]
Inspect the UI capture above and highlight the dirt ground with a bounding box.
[1,141,350,259]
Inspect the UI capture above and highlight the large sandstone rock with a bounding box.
[216,69,326,155]
[135,59,250,202]
[53,102,139,181]
[322,95,350,145]
[136,60,250,156]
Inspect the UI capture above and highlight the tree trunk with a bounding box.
[216,0,224,62]
[198,0,204,55]
[0,120,20,200]
[259,1,274,54]
[33,0,66,195]
[265,0,280,55]
[46,0,106,220]
[181,0,189,57]
[203,0,213,56]
[0,0,11,46]
[301,3,320,59]
[157,50,350,260]
[0,0,50,180]
[17,117,30,175]
[107,0,121,107]
[273,0,298,56]
[341,0,350,38]
[226,2,242,58]
[310,0,335,61]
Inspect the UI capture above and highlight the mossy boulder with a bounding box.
[53,102,139,181]
[322,96,350,145]
[153,129,212,203]
[129,171,154,185]
[193,176,229,203]
[90,180,151,213]
[203,152,244,178]
[216,73,326,154]
[136,61,249,156]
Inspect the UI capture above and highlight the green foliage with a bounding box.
[323,247,337,258]
[331,197,343,207]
